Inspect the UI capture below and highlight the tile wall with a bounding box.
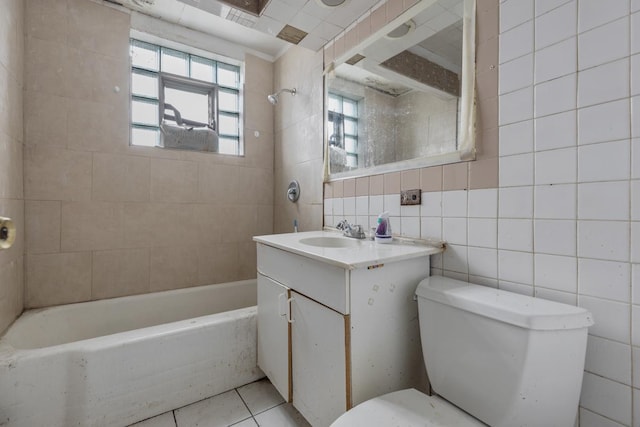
[23,0,275,308]
[323,0,640,425]
[273,45,325,233]
[0,0,24,333]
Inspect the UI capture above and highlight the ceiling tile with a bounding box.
[301,0,336,20]
[263,0,300,22]
[254,14,288,35]
[298,32,327,50]
[312,20,343,40]
[325,0,379,28]
[290,10,323,32]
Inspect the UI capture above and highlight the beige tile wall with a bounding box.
[0,0,24,333]
[273,45,325,233]
[23,0,275,308]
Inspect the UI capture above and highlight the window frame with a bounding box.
[327,93,359,167]
[129,38,243,155]
[159,72,218,130]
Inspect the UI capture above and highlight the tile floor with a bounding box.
[129,378,311,427]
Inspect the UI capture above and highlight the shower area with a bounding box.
[0,0,297,425]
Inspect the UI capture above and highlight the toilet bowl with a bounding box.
[332,276,593,427]
[332,388,484,426]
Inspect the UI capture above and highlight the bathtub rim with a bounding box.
[1,279,257,353]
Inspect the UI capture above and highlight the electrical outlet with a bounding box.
[401,189,421,205]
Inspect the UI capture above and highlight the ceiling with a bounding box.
[116,0,382,59]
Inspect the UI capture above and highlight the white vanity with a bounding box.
[253,231,442,427]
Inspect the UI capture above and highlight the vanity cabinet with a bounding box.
[255,233,438,427]
[256,274,291,401]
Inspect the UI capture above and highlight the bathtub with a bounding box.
[0,280,263,427]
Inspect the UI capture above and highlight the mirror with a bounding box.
[325,0,476,179]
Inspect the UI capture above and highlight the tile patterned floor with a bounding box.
[129,378,311,427]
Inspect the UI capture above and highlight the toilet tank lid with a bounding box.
[416,277,594,331]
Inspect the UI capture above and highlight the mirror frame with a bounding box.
[323,0,477,181]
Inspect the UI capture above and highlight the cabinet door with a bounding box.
[257,273,291,401]
[291,291,348,427]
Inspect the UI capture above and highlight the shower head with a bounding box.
[267,88,296,105]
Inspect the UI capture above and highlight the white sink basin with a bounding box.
[299,236,362,248]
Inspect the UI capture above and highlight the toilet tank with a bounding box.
[415,277,593,427]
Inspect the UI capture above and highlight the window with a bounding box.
[327,93,358,167]
[130,39,243,155]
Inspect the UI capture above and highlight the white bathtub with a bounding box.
[0,280,263,427]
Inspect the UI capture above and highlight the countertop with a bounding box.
[253,230,444,270]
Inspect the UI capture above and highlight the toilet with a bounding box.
[332,276,594,427]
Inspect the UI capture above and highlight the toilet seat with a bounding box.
[331,389,486,427]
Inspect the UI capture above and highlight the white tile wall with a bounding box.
[468,218,497,248]
[577,220,629,262]
[534,110,576,151]
[577,181,629,220]
[633,264,640,304]
[499,21,534,64]
[585,335,632,386]
[343,197,355,216]
[500,0,534,32]
[421,192,441,217]
[468,247,498,279]
[534,36,576,84]
[578,59,629,108]
[534,147,576,184]
[534,74,577,117]
[633,141,640,180]
[535,0,573,17]
[467,189,498,218]
[632,181,640,220]
[580,372,632,426]
[633,96,640,136]
[579,258,631,303]
[634,54,640,96]
[499,186,534,218]
[578,99,630,145]
[534,184,576,219]
[499,54,533,95]
[499,120,534,156]
[534,219,577,256]
[534,253,577,292]
[535,286,577,305]
[578,18,629,71]
[580,295,630,344]
[443,244,469,274]
[499,86,534,125]
[631,13,640,55]
[443,217,467,245]
[577,0,629,33]
[580,408,627,427]
[442,190,467,217]
[578,140,630,182]
[535,1,576,49]
[499,153,534,186]
[498,219,533,251]
[498,250,534,284]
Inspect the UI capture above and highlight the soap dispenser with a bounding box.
[375,212,392,243]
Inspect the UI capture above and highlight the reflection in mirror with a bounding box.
[326,0,475,178]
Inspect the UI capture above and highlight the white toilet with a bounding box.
[332,276,594,427]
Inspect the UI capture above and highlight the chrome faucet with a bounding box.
[336,219,366,239]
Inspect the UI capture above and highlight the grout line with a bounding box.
[235,388,254,416]
[172,410,178,427]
